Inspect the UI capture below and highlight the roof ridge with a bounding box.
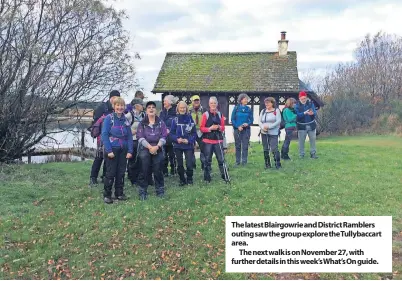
[166,51,296,55]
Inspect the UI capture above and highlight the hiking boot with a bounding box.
[310,153,318,159]
[282,153,291,160]
[89,177,98,186]
[187,179,193,185]
[117,195,127,201]
[104,197,113,204]
[263,151,271,169]
[274,151,282,169]
[100,176,104,183]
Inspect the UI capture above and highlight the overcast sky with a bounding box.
[111,0,402,101]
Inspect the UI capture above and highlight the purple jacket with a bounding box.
[170,114,197,150]
[137,115,168,148]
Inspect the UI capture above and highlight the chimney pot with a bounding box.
[278,31,288,56]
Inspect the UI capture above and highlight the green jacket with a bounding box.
[283,107,297,128]
[188,105,205,130]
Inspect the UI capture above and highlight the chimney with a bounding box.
[278,31,288,56]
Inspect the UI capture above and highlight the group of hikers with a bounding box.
[89,90,318,203]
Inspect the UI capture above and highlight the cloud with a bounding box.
[111,0,402,99]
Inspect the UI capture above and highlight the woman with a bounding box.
[259,97,282,169]
[280,98,297,160]
[136,101,168,200]
[101,97,133,204]
[125,98,145,185]
[170,101,197,186]
[200,96,227,183]
[231,93,253,165]
[159,95,178,176]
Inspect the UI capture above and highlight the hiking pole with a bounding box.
[217,130,231,185]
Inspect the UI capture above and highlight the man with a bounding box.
[89,90,120,186]
[188,95,206,170]
[134,90,145,100]
[124,90,145,114]
[294,91,318,159]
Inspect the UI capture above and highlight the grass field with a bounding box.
[1,135,402,280]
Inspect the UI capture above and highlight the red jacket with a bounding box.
[200,110,225,144]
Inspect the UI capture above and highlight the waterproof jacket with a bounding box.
[170,114,197,150]
[200,110,225,144]
[159,105,177,130]
[188,104,206,131]
[125,110,145,140]
[282,107,297,129]
[101,113,134,154]
[137,116,168,148]
[259,108,281,135]
[294,100,317,130]
[231,104,253,129]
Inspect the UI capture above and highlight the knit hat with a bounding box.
[109,90,121,98]
[299,91,307,98]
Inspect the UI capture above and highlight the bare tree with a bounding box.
[0,0,139,162]
[316,31,402,135]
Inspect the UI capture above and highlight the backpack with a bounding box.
[127,110,144,126]
[90,113,115,138]
[262,108,285,130]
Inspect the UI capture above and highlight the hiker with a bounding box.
[231,93,253,166]
[188,95,206,170]
[170,101,197,186]
[159,95,178,176]
[259,97,282,169]
[280,98,297,160]
[136,101,168,200]
[89,90,120,186]
[101,97,133,204]
[125,98,145,185]
[124,90,145,114]
[200,96,227,182]
[294,91,318,159]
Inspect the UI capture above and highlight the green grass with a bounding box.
[1,135,402,280]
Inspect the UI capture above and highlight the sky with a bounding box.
[110,0,402,101]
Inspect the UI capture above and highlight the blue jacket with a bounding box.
[294,100,317,130]
[159,105,177,129]
[170,114,197,150]
[231,104,253,129]
[101,113,134,154]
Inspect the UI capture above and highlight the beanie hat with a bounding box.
[109,90,121,98]
[299,91,307,98]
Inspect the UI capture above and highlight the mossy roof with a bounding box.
[152,52,300,93]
